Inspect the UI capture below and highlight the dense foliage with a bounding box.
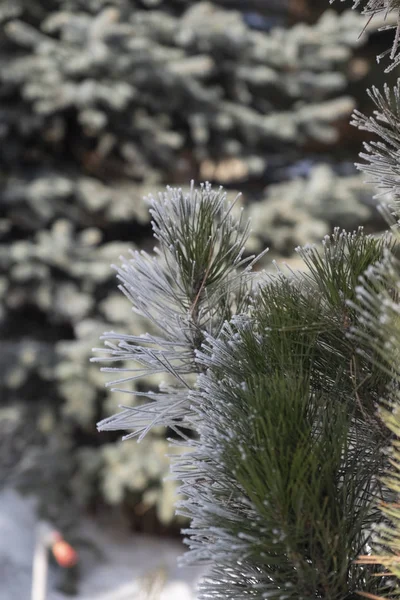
[1,0,384,535]
[94,2,400,598]
[96,183,398,598]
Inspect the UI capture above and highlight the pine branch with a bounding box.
[93,178,396,597]
[174,228,392,599]
[351,83,400,217]
[340,0,400,588]
[330,0,400,70]
[349,237,400,598]
[92,182,266,440]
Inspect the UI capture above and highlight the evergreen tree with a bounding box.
[94,2,400,599]
[325,2,400,597]
[95,182,396,598]
[1,0,383,532]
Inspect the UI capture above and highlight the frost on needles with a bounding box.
[90,0,400,595]
[351,242,400,590]
[93,181,397,599]
[331,0,400,70]
[92,182,266,440]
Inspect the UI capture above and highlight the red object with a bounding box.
[51,539,78,568]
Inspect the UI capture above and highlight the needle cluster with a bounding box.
[92,182,265,440]
[94,185,395,598]
[331,0,400,70]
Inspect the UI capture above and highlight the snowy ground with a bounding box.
[0,489,203,600]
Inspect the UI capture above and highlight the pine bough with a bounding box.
[331,0,400,70]
[93,180,395,598]
[92,1,400,598]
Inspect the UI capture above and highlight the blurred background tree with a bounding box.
[0,0,395,545]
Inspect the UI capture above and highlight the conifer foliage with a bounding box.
[350,241,400,598]
[94,184,395,598]
[178,229,395,600]
[94,1,400,598]
[331,0,400,70]
[93,183,265,440]
[335,2,400,591]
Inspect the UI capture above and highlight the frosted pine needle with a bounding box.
[92,182,266,440]
[331,0,400,70]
